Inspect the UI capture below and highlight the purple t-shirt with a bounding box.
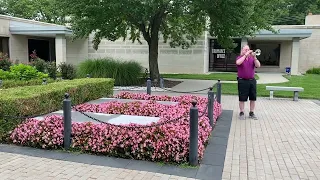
[236,55,255,79]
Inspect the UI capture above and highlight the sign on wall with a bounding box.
[212,49,225,59]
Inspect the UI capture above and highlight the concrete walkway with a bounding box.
[221,73,289,84]
[164,78,216,93]
[162,73,288,93]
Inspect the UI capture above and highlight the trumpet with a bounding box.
[252,49,261,56]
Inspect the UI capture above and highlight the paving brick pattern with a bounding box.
[0,151,199,180]
[1,94,320,180]
[221,95,320,180]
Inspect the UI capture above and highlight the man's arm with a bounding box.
[236,55,247,65]
[254,56,261,68]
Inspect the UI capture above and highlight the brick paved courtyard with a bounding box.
[221,95,320,180]
[1,94,320,180]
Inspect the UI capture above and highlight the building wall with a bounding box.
[299,29,320,72]
[0,18,10,37]
[279,41,292,71]
[87,34,206,73]
[8,35,28,63]
[66,37,89,65]
[305,14,320,25]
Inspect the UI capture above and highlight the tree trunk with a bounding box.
[148,36,160,81]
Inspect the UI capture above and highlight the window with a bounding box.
[249,42,280,66]
[0,37,10,56]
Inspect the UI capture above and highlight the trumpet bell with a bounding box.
[254,49,261,56]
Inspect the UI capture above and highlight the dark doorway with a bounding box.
[28,39,51,62]
[209,39,242,72]
[248,41,281,66]
[0,37,10,56]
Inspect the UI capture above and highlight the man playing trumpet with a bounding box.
[236,45,261,120]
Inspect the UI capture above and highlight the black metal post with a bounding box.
[208,87,214,128]
[63,93,72,150]
[42,78,47,85]
[147,78,152,95]
[189,100,198,166]
[217,79,222,103]
[160,77,164,88]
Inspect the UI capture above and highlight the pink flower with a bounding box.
[10,92,222,164]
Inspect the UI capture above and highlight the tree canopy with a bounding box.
[271,0,320,25]
[58,0,282,79]
[0,0,67,24]
[1,0,319,79]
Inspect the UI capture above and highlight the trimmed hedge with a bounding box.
[0,79,57,89]
[0,78,114,141]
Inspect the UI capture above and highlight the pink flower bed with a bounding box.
[114,92,222,119]
[9,92,222,164]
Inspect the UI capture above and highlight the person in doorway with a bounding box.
[235,45,261,120]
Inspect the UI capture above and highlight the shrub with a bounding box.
[47,62,57,79]
[31,58,48,73]
[0,78,114,141]
[0,64,48,80]
[58,62,76,80]
[306,67,320,75]
[0,52,12,71]
[0,79,58,89]
[29,50,58,79]
[77,58,143,86]
[10,64,49,80]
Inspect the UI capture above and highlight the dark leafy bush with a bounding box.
[31,58,48,73]
[77,57,143,86]
[58,62,76,80]
[306,67,320,75]
[47,62,57,79]
[0,52,12,71]
[0,78,114,141]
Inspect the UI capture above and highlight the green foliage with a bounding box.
[0,64,48,80]
[10,64,48,80]
[221,74,320,99]
[271,0,320,25]
[47,62,57,79]
[0,78,115,141]
[203,0,278,46]
[306,67,320,75]
[0,79,58,89]
[77,58,143,86]
[0,52,12,71]
[58,0,279,80]
[0,0,68,24]
[30,58,48,73]
[58,62,76,80]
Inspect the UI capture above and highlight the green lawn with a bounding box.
[221,74,320,99]
[162,73,259,81]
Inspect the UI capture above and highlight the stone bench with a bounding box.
[266,86,304,101]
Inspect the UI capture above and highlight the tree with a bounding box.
[271,0,320,25]
[0,0,67,24]
[59,0,278,80]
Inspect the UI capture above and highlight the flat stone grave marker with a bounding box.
[33,110,160,125]
[87,98,179,105]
